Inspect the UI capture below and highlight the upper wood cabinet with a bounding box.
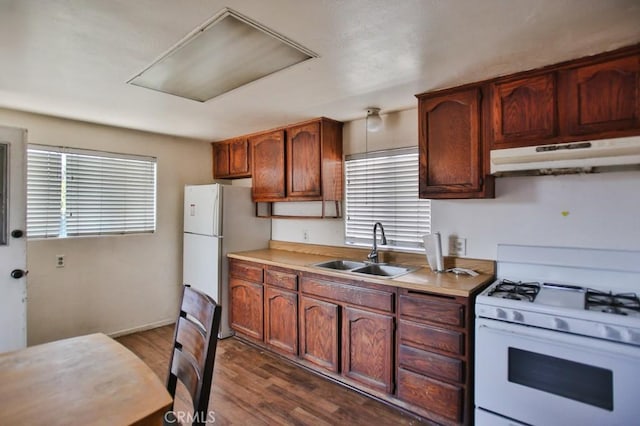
[417,86,493,199]
[562,54,640,136]
[250,130,286,201]
[211,137,251,179]
[287,121,322,198]
[250,117,343,204]
[490,73,557,148]
[487,45,640,149]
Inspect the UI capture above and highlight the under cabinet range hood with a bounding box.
[490,136,640,176]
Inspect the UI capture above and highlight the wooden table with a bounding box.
[0,333,172,425]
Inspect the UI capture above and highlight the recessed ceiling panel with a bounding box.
[128,8,317,102]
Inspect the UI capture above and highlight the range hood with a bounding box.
[490,136,640,176]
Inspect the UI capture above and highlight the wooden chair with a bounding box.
[166,285,222,426]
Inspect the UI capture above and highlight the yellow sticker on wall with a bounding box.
[561,211,570,217]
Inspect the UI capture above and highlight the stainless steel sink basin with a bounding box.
[350,264,418,278]
[311,259,417,279]
[313,259,367,270]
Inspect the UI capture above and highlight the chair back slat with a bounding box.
[175,316,207,372]
[181,287,215,334]
[166,285,222,426]
[170,348,201,404]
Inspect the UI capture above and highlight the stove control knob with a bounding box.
[496,308,508,320]
[512,311,524,322]
[552,318,569,331]
[598,325,621,340]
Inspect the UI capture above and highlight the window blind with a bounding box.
[26,145,156,238]
[27,148,63,238]
[345,147,430,250]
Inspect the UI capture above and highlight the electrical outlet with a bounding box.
[56,254,65,268]
[303,229,310,242]
[450,237,467,257]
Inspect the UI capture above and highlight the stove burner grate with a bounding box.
[585,289,640,316]
[488,279,541,302]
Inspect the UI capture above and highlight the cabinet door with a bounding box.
[250,130,286,201]
[564,54,640,136]
[299,296,340,373]
[229,138,251,177]
[265,286,298,355]
[212,142,230,179]
[342,306,394,393]
[491,73,557,148]
[418,87,485,198]
[229,277,263,341]
[287,121,322,199]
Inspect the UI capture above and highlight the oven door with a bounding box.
[475,318,640,426]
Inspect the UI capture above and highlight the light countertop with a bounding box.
[228,247,495,297]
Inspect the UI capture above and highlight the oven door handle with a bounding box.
[477,319,639,358]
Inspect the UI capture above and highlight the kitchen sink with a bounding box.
[312,259,368,270]
[311,259,417,279]
[350,264,418,278]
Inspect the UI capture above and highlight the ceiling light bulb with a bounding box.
[366,107,382,132]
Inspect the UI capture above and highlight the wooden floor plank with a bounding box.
[117,325,428,426]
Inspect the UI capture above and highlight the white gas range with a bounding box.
[475,244,640,426]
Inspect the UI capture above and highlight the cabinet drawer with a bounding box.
[399,319,464,356]
[399,292,464,327]
[398,368,463,422]
[301,276,394,312]
[229,260,264,283]
[399,344,464,384]
[265,267,298,291]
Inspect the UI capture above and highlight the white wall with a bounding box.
[272,108,640,259]
[0,108,212,345]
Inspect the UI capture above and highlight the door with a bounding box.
[418,87,485,197]
[299,295,340,373]
[342,306,394,393]
[475,318,640,425]
[0,126,27,352]
[184,184,220,236]
[264,286,298,355]
[286,121,322,199]
[563,54,640,136]
[250,130,286,201]
[183,233,221,302]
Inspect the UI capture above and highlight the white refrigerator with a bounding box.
[183,183,271,338]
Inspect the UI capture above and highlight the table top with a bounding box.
[0,333,172,426]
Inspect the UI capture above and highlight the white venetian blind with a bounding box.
[345,147,430,249]
[26,148,62,238]
[26,145,156,238]
[66,152,156,236]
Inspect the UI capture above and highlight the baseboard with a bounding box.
[108,318,176,338]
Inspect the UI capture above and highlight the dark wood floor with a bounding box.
[117,325,428,425]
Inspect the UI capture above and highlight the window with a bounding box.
[27,145,156,238]
[344,147,430,250]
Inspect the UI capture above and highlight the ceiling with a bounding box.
[1,0,639,142]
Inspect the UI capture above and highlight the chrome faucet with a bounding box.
[367,222,387,264]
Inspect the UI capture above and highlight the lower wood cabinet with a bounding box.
[398,368,464,423]
[264,286,298,355]
[397,289,471,425]
[229,277,263,341]
[299,295,340,373]
[228,258,478,425]
[342,306,394,393]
